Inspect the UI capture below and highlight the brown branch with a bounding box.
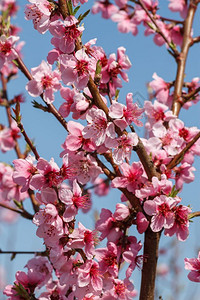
[183,86,200,102]
[58,0,68,19]
[160,16,184,24]
[92,153,115,180]
[16,117,40,160]
[1,73,24,159]
[139,229,161,300]
[0,249,47,255]
[188,211,200,219]
[0,203,33,220]
[172,1,198,116]
[28,189,40,213]
[190,35,200,45]
[167,131,200,169]
[1,72,39,213]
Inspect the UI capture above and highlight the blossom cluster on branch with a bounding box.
[1,0,200,299]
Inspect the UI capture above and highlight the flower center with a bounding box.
[41,75,53,89]
[153,110,165,121]
[0,42,11,54]
[65,24,80,41]
[179,128,189,140]
[115,282,125,296]
[76,60,89,76]
[158,203,171,217]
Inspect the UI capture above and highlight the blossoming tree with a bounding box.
[1,0,200,299]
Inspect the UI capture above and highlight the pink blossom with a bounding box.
[61,152,102,185]
[106,132,138,165]
[149,73,170,105]
[112,161,145,192]
[102,278,137,299]
[95,242,119,277]
[136,212,149,234]
[26,60,61,104]
[0,35,19,69]
[169,118,199,142]
[62,120,96,152]
[0,126,16,152]
[109,93,144,130]
[111,11,138,35]
[113,203,130,221]
[49,16,84,54]
[59,179,89,222]
[60,49,96,90]
[68,222,96,259]
[168,0,188,18]
[144,100,175,131]
[92,1,118,19]
[13,155,36,192]
[83,107,115,146]
[135,174,172,199]
[25,0,55,34]
[59,87,76,118]
[123,236,143,277]
[101,47,131,96]
[77,260,103,292]
[144,195,178,232]
[0,163,27,202]
[165,204,191,241]
[25,256,53,288]
[174,162,196,190]
[33,204,64,246]
[95,208,122,242]
[185,252,200,282]
[152,121,184,156]
[29,157,61,190]
[0,0,18,15]
[73,0,88,5]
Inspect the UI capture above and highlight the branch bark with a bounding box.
[172,1,198,116]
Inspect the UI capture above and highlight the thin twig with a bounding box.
[0,249,47,255]
[167,131,200,169]
[16,119,40,160]
[0,203,33,220]
[160,16,184,24]
[135,0,179,57]
[188,211,200,219]
[183,86,200,102]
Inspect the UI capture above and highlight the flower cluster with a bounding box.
[1,0,200,298]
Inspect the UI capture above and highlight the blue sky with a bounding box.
[1,1,200,299]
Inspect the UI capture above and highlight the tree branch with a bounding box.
[136,0,179,57]
[0,203,33,220]
[167,131,200,169]
[188,211,200,219]
[172,1,198,117]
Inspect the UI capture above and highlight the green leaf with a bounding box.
[168,185,180,197]
[95,60,102,75]
[115,89,120,101]
[13,283,30,299]
[73,5,80,16]
[169,41,177,50]
[78,9,90,22]
[66,0,73,15]
[13,200,23,209]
